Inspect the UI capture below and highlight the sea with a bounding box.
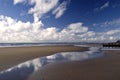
[0,43,104,80]
[0,42,85,47]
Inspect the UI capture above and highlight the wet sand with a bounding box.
[29,50,120,80]
[0,45,88,72]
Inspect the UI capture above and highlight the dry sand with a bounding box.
[0,45,88,72]
[28,50,120,80]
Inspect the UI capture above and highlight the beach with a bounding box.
[0,45,88,72]
[29,49,120,80]
[0,45,120,80]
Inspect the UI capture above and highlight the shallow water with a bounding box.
[101,47,120,50]
[0,47,104,80]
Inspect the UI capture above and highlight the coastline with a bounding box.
[1,45,120,80]
[0,45,88,72]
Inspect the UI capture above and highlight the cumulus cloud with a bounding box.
[0,15,85,42]
[0,15,43,42]
[52,0,70,18]
[94,1,109,12]
[67,22,88,33]
[0,15,120,42]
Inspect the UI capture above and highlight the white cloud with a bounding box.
[0,15,120,42]
[14,0,59,22]
[0,0,117,43]
[0,15,43,42]
[13,0,25,4]
[93,18,120,27]
[67,22,88,33]
[106,29,120,35]
[14,0,70,22]
[28,0,59,22]
[52,1,69,18]
[94,1,109,12]
[0,15,88,42]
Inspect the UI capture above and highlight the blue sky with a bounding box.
[0,0,120,42]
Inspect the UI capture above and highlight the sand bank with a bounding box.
[0,45,88,72]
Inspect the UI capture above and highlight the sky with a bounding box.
[0,0,120,43]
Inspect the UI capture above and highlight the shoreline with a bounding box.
[28,49,120,80]
[0,45,88,72]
